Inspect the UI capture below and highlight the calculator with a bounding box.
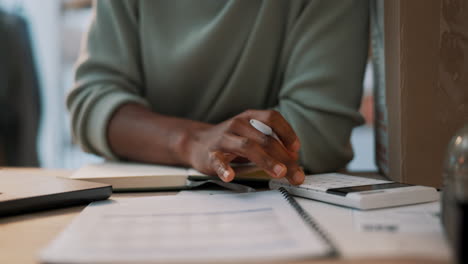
[269,173,439,210]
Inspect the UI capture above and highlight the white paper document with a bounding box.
[353,201,442,233]
[40,190,333,263]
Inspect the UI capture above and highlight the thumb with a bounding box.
[209,151,235,182]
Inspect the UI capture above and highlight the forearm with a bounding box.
[107,103,211,166]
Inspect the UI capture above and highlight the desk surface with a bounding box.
[0,168,452,264]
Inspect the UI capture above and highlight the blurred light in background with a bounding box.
[0,0,101,169]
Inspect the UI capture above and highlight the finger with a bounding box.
[222,119,301,182]
[285,166,305,185]
[218,133,287,179]
[229,119,299,161]
[241,109,301,153]
[240,123,303,184]
[208,151,235,182]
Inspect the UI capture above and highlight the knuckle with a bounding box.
[259,134,271,146]
[243,109,256,117]
[268,110,281,121]
[220,132,230,142]
[216,133,230,149]
[226,118,241,131]
[260,155,274,168]
[207,152,218,163]
[239,137,253,149]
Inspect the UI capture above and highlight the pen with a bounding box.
[249,119,282,143]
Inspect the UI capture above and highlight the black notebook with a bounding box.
[41,188,337,263]
[0,170,111,217]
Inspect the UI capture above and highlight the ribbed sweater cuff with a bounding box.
[86,91,149,160]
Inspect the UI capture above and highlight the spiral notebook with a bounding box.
[40,189,338,263]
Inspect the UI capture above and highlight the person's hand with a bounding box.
[183,109,305,185]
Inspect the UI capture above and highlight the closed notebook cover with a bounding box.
[70,162,190,190]
[0,171,111,216]
[70,161,270,191]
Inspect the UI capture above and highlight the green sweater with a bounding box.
[68,0,369,173]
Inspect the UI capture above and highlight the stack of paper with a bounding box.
[40,190,335,263]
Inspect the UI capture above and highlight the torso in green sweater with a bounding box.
[69,0,369,172]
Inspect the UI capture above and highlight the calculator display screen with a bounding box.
[326,183,413,196]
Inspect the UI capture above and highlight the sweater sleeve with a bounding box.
[67,0,148,159]
[276,0,369,173]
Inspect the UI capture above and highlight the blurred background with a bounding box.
[0,0,376,171]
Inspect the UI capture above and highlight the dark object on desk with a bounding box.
[0,171,112,217]
[442,124,468,264]
[0,10,41,166]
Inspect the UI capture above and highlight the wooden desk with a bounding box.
[0,168,452,264]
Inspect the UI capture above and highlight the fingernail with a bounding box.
[273,164,285,177]
[291,139,301,152]
[222,170,230,180]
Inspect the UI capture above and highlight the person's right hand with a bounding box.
[182,109,305,185]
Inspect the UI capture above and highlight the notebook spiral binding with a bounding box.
[278,187,340,257]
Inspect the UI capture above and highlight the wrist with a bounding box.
[171,122,212,167]
[171,128,193,167]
